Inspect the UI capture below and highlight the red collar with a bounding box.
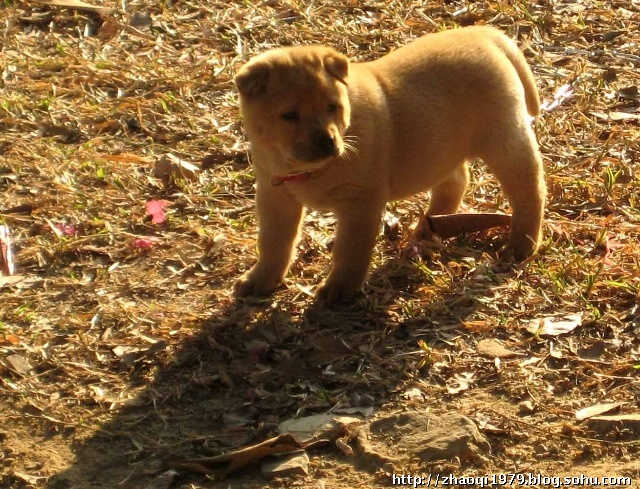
[271,171,312,186]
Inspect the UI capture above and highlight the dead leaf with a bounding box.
[576,402,623,421]
[101,153,153,165]
[154,154,200,187]
[335,438,354,456]
[600,234,624,265]
[27,0,114,15]
[477,338,520,358]
[170,434,309,478]
[53,222,77,236]
[0,225,15,275]
[591,111,640,122]
[587,414,640,435]
[1,333,21,345]
[279,413,361,443]
[0,275,41,290]
[525,312,583,336]
[133,237,157,250]
[427,213,511,239]
[97,15,120,41]
[461,320,494,332]
[13,471,45,485]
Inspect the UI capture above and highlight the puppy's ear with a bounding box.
[235,62,270,97]
[324,53,349,83]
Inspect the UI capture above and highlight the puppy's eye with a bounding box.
[327,103,339,113]
[281,111,299,122]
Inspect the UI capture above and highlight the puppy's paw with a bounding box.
[233,271,280,298]
[315,280,361,306]
[509,236,539,262]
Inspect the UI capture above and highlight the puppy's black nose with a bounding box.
[312,130,336,156]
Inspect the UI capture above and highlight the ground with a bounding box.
[1,0,640,488]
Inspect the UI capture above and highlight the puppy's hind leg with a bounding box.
[413,162,469,241]
[483,124,545,260]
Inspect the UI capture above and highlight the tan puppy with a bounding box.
[234,26,545,304]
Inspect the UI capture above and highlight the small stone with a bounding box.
[368,412,490,463]
[7,354,31,375]
[261,451,309,479]
[129,11,152,28]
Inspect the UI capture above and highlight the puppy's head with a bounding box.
[236,46,350,174]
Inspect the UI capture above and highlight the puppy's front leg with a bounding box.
[316,203,383,304]
[235,178,304,297]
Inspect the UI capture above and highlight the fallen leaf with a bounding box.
[525,312,583,336]
[428,213,511,239]
[146,200,170,224]
[133,237,157,249]
[54,222,77,236]
[97,15,120,41]
[100,152,153,165]
[576,402,623,421]
[13,471,45,485]
[154,153,200,187]
[477,338,520,358]
[0,275,41,289]
[1,333,21,345]
[591,111,640,122]
[461,320,494,332]
[600,234,624,265]
[0,225,15,275]
[171,434,309,478]
[279,413,361,443]
[27,0,114,15]
[586,414,640,435]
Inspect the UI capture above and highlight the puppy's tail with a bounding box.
[494,33,540,116]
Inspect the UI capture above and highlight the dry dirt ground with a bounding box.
[2,0,640,488]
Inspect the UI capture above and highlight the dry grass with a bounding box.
[1,0,640,488]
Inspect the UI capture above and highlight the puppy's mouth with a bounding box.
[285,157,333,173]
[271,155,339,186]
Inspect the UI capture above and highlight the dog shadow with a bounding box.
[45,236,515,489]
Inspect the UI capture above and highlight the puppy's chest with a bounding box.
[285,176,370,211]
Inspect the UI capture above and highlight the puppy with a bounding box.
[234,26,545,304]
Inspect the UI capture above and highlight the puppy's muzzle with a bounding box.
[294,130,339,162]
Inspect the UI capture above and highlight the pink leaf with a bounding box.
[54,223,77,236]
[133,238,156,249]
[146,200,170,224]
[601,235,624,266]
